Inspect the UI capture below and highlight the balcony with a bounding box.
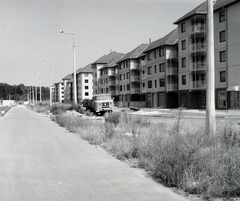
[166,83,178,91]
[191,42,206,54]
[166,50,178,60]
[131,87,140,94]
[191,23,206,35]
[166,67,178,76]
[190,81,206,90]
[190,61,206,71]
[108,70,115,76]
[130,62,140,70]
[131,75,140,82]
[108,80,116,86]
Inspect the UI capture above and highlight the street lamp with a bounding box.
[59,30,77,105]
[42,59,52,107]
[35,72,42,102]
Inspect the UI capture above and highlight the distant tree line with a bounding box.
[0,83,50,101]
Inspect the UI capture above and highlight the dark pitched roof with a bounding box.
[81,63,93,73]
[174,1,207,24]
[117,44,149,63]
[75,63,93,75]
[174,0,239,24]
[214,0,238,10]
[76,68,84,74]
[62,74,72,80]
[143,29,178,53]
[93,51,123,64]
[100,54,125,70]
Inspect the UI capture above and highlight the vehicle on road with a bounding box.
[83,94,114,115]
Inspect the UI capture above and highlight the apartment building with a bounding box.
[64,78,73,104]
[54,81,64,103]
[116,44,149,107]
[143,29,178,108]
[99,53,124,99]
[92,51,124,95]
[214,0,240,109]
[62,74,72,104]
[76,63,93,102]
[173,0,240,109]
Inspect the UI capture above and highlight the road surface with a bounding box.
[0,106,189,201]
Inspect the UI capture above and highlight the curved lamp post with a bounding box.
[59,30,77,105]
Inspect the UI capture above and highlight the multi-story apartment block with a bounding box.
[62,74,72,104]
[64,77,73,104]
[76,63,93,102]
[143,29,178,108]
[54,81,64,103]
[116,44,149,107]
[173,0,240,109]
[214,0,240,109]
[99,54,124,99]
[92,51,124,95]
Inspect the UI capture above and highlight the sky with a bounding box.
[0,0,205,87]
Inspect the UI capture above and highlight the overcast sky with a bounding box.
[0,0,204,87]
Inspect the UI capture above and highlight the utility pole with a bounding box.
[206,0,216,135]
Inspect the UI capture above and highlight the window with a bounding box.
[219,10,225,22]
[182,40,186,50]
[120,85,122,91]
[159,63,165,72]
[123,74,125,80]
[85,86,89,89]
[148,66,152,74]
[160,78,165,87]
[85,92,89,96]
[154,50,157,59]
[159,48,164,57]
[126,72,130,79]
[106,88,108,93]
[142,82,145,88]
[147,53,152,61]
[119,74,122,80]
[220,71,226,82]
[182,75,186,85]
[127,84,130,90]
[182,57,186,68]
[220,51,226,62]
[148,80,152,88]
[155,80,157,88]
[181,22,186,33]
[154,65,157,73]
[106,78,108,83]
[124,85,125,91]
[219,30,226,42]
[85,79,88,83]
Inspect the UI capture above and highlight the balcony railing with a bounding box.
[191,42,206,53]
[131,87,140,94]
[166,67,178,75]
[108,71,115,76]
[190,80,206,90]
[130,63,140,70]
[191,23,206,35]
[190,62,206,71]
[166,83,178,91]
[131,75,140,82]
[166,51,178,60]
[108,80,116,86]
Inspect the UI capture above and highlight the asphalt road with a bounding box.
[0,106,189,201]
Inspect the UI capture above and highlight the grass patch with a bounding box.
[51,108,240,199]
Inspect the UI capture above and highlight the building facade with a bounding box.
[76,63,93,102]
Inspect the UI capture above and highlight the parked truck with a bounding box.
[83,94,114,115]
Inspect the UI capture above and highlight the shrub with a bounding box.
[105,112,121,125]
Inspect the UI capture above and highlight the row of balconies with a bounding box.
[113,78,206,95]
